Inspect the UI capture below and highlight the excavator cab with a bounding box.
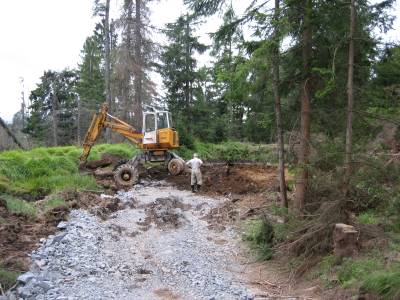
[142,109,178,149]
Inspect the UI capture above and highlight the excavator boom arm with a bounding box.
[79,103,144,166]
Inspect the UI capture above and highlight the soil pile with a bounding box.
[167,164,277,195]
[142,196,190,229]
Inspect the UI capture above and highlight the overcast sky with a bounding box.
[0,0,399,122]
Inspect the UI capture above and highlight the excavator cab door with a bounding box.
[143,113,157,145]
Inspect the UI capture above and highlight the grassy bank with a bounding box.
[0,143,138,199]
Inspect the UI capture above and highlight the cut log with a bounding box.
[333,223,359,259]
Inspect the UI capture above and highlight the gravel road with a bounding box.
[9,181,259,300]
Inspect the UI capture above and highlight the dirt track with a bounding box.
[11,181,268,299]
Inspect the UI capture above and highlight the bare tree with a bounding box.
[272,0,288,208]
[133,0,143,131]
[294,0,312,214]
[344,0,356,194]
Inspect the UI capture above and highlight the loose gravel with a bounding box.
[7,181,257,300]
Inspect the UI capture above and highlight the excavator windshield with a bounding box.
[143,111,173,132]
[157,112,169,129]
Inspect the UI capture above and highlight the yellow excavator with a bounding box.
[79,103,185,186]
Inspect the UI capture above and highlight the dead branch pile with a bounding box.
[277,200,349,273]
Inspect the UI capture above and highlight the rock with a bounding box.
[17,286,32,298]
[57,221,68,229]
[333,223,359,259]
[17,272,35,284]
[35,259,47,268]
[5,291,18,300]
[52,233,67,244]
[36,281,52,292]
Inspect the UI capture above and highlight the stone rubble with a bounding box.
[6,181,255,300]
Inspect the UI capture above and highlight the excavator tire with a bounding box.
[114,164,139,187]
[113,159,128,171]
[168,158,184,176]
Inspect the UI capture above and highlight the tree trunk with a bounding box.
[343,0,355,195]
[134,0,143,131]
[0,116,25,149]
[294,0,312,214]
[77,95,81,145]
[184,14,191,131]
[124,0,133,123]
[51,91,59,146]
[104,0,112,141]
[272,0,288,208]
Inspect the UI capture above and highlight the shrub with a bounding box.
[0,267,19,290]
[243,217,274,260]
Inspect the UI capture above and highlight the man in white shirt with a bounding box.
[186,153,203,193]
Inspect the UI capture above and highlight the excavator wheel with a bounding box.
[114,164,139,187]
[113,159,128,171]
[168,158,184,176]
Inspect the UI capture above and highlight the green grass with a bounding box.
[312,254,400,298]
[0,267,19,290]
[357,211,379,225]
[2,194,37,218]
[362,265,400,299]
[337,258,382,288]
[41,197,67,211]
[0,143,137,198]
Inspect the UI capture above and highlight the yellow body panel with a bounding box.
[157,128,179,149]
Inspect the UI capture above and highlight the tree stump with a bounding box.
[333,223,359,259]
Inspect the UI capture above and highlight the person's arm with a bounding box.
[186,159,192,167]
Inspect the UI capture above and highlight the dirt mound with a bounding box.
[167,164,277,195]
[201,201,239,231]
[83,153,124,170]
[141,196,189,229]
